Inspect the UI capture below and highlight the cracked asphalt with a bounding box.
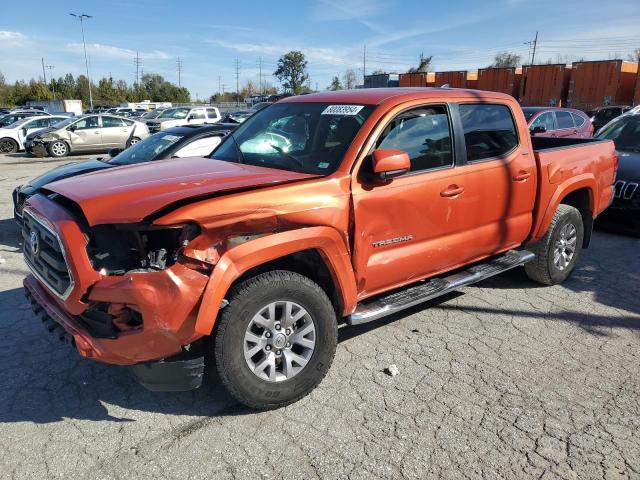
[1,152,639,480]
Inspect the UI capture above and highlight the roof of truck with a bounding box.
[278,87,514,105]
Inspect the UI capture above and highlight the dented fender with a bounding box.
[194,226,357,336]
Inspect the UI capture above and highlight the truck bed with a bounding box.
[529,136,617,241]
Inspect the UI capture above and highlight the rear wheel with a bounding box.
[0,137,18,154]
[525,204,584,285]
[47,140,69,158]
[213,270,337,410]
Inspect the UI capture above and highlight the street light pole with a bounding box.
[70,13,94,110]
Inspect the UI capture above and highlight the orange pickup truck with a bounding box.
[22,88,617,409]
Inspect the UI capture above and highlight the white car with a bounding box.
[146,107,221,133]
[0,115,67,153]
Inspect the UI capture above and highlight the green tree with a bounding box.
[328,76,343,91]
[274,50,308,94]
[28,80,52,101]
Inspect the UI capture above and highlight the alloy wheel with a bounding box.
[553,223,577,271]
[243,300,316,382]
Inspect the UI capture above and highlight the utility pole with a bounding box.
[177,57,183,87]
[531,31,539,65]
[69,13,94,110]
[363,44,366,84]
[45,65,56,99]
[234,58,240,106]
[41,57,47,84]
[134,51,141,85]
[257,56,263,95]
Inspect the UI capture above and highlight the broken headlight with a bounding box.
[87,223,200,275]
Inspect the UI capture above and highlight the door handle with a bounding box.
[440,185,465,197]
[513,171,531,182]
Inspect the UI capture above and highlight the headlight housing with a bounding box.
[86,222,201,275]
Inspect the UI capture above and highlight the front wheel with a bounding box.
[525,204,584,285]
[0,137,18,154]
[213,270,337,410]
[47,140,69,158]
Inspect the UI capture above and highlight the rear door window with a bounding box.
[206,108,219,119]
[458,104,519,162]
[571,113,586,127]
[555,111,575,129]
[190,109,206,120]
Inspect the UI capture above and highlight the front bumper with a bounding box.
[22,195,211,365]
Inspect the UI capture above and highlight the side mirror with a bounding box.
[68,124,77,132]
[108,148,123,158]
[20,127,27,136]
[372,149,410,181]
[530,125,546,135]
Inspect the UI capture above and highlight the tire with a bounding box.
[525,204,584,285]
[213,270,337,410]
[0,137,18,154]
[47,140,69,158]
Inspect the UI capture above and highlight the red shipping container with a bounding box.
[519,64,571,107]
[477,67,522,97]
[567,60,638,111]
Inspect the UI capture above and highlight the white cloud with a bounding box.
[65,43,172,60]
[312,0,388,32]
[0,31,26,44]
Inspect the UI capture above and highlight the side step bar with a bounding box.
[348,250,535,325]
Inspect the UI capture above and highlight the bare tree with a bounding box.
[408,54,433,73]
[490,51,521,68]
[628,48,640,63]
[342,69,357,89]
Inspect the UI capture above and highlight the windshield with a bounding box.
[161,108,189,119]
[212,102,374,174]
[52,117,75,129]
[109,131,186,165]
[143,110,163,118]
[596,116,640,152]
[522,108,541,121]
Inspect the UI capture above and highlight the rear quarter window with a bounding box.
[458,104,519,162]
[571,113,586,127]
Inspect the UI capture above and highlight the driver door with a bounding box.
[68,115,102,150]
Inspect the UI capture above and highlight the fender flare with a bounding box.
[193,226,357,336]
[533,174,595,241]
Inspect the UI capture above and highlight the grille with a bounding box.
[13,188,26,218]
[614,180,638,200]
[22,210,74,299]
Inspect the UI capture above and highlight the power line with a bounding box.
[234,58,240,105]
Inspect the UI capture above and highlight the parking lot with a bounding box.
[0,152,638,479]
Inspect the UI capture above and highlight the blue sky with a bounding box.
[1,0,639,100]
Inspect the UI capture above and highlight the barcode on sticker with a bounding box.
[321,105,364,115]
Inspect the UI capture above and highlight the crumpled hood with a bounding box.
[45,156,316,226]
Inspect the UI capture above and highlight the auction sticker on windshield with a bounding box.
[321,105,365,115]
[161,135,181,142]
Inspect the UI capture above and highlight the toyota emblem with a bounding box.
[29,231,40,255]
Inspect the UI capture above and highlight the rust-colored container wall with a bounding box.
[477,67,522,97]
[568,60,639,111]
[634,70,640,106]
[398,72,436,87]
[435,71,470,88]
[520,64,571,107]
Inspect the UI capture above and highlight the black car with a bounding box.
[13,123,237,222]
[595,112,640,233]
[589,106,631,132]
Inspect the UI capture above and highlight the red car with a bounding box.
[523,107,593,138]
